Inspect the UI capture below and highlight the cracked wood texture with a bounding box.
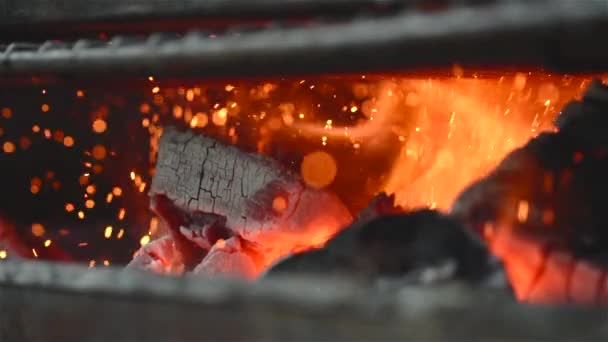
[150,127,352,264]
[1,260,608,341]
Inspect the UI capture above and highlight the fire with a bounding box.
[2,64,604,306]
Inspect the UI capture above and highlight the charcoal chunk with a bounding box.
[267,205,502,286]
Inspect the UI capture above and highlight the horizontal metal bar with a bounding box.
[0,0,607,79]
[0,260,606,340]
[0,0,404,25]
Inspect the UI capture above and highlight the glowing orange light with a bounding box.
[32,125,40,133]
[78,211,85,219]
[76,90,85,97]
[103,260,110,266]
[86,185,96,195]
[186,89,195,102]
[106,193,114,203]
[130,171,136,180]
[212,108,228,126]
[41,104,50,113]
[1,108,12,118]
[44,239,52,247]
[0,250,6,259]
[118,208,126,220]
[152,86,160,94]
[517,200,529,223]
[92,119,107,133]
[89,260,96,268]
[63,136,75,147]
[112,187,123,196]
[140,235,151,246]
[65,203,75,212]
[92,145,107,160]
[32,248,38,258]
[104,226,113,239]
[301,151,338,189]
[31,223,45,237]
[272,196,288,213]
[3,141,16,153]
[85,199,95,209]
[117,229,125,239]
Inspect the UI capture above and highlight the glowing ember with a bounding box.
[0,250,6,259]
[140,235,150,246]
[104,226,113,239]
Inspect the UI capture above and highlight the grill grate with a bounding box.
[0,0,607,79]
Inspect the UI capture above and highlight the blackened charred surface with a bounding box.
[452,80,608,266]
[268,205,502,287]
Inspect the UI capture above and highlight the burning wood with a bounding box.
[452,79,608,305]
[267,193,505,288]
[128,127,352,278]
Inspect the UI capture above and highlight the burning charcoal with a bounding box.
[452,79,608,305]
[129,127,352,278]
[128,235,185,275]
[267,203,502,287]
[193,237,258,279]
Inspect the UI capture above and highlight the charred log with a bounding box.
[129,127,352,277]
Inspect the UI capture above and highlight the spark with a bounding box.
[517,200,529,223]
[104,226,113,239]
[118,208,126,220]
[117,229,125,239]
[0,250,6,259]
[78,211,85,219]
[140,235,151,246]
[44,239,52,247]
[32,248,38,257]
[152,86,160,94]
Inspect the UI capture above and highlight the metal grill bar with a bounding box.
[0,0,406,25]
[0,260,606,340]
[0,0,607,78]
